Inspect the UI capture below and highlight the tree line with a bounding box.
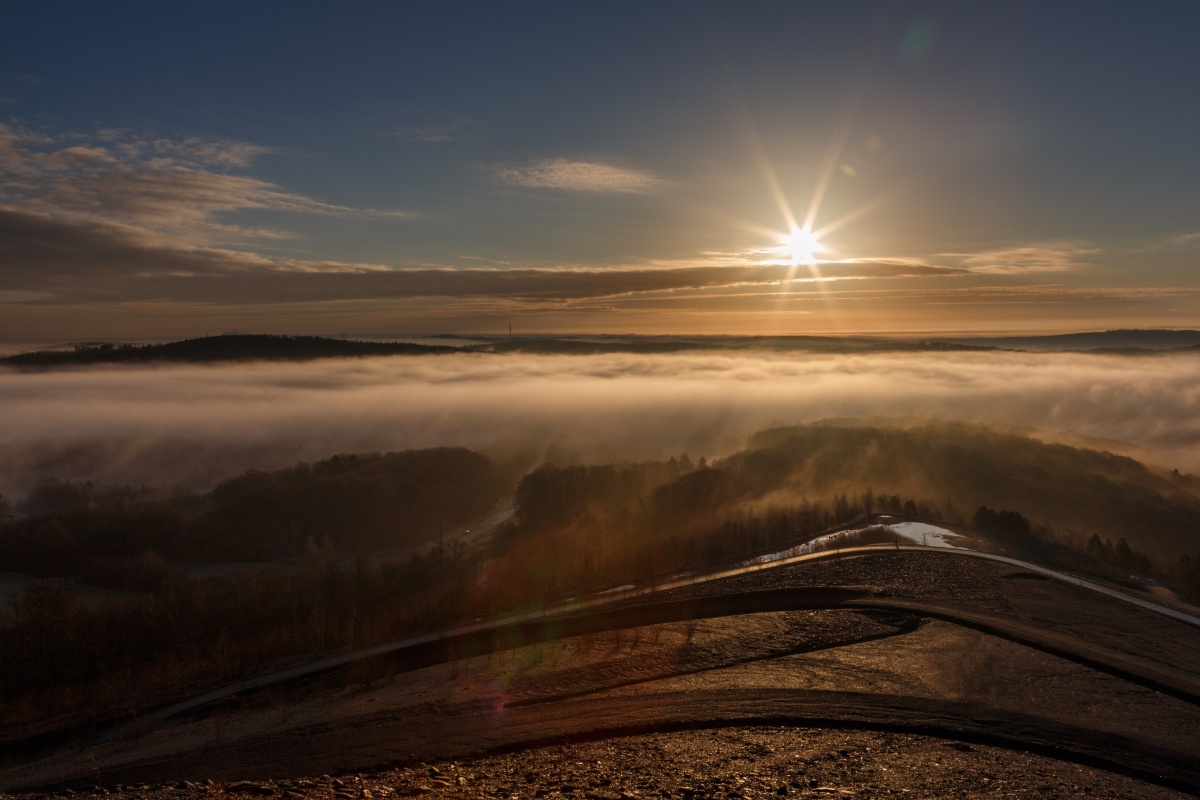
[0,334,459,367]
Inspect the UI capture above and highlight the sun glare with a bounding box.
[780,226,822,264]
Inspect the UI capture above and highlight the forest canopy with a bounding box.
[737,420,1200,560]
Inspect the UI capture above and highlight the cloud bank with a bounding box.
[2,350,1199,498]
[494,157,665,193]
[0,207,966,305]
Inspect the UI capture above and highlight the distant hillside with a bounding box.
[470,336,997,356]
[12,331,1190,364]
[472,338,714,355]
[934,329,1200,351]
[0,334,461,366]
[464,330,1200,354]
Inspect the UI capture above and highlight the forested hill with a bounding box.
[740,421,1200,559]
[0,334,461,366]
[0,446,506,576]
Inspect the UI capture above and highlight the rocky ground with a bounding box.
[6,727,1190,800]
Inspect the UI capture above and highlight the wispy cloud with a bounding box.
[0,206,968,306]
[1167,232,1200,245]
[822,284,1200,303]
[0,121,416,250]
[393,120,472,142]
[364,103,473,143]
[950,242,1096,274]
[495,157,665,193]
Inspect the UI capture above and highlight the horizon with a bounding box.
[5,325,1200,357]
[8,324,1200,345]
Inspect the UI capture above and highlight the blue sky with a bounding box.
[2,1,1199,337]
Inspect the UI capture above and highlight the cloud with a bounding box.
[0,290,51,302]
[3,350,1200,496]
[393,120,472,142]
[0,208,967,305]
[131,135,271,169]
[0,121,416,251]
[363,102,473,143]
[0,207,271,284]
[494,157,665,193]
[951,242,1096,274]
[828,284,1200,303]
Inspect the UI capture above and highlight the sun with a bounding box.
[779,225,822,264]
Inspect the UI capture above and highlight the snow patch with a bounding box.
[886,521,964,549]
[742,520,966,566]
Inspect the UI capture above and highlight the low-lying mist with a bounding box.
[3,349,1200,498]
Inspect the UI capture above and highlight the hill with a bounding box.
[736,420,1200,559]
[470,337,999,355]
[0,334,461,366]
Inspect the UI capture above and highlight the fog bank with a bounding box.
[2,350,1199,497]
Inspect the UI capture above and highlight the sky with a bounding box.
[2,1,1199,339]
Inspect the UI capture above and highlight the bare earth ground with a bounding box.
[3,553,1199,797]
